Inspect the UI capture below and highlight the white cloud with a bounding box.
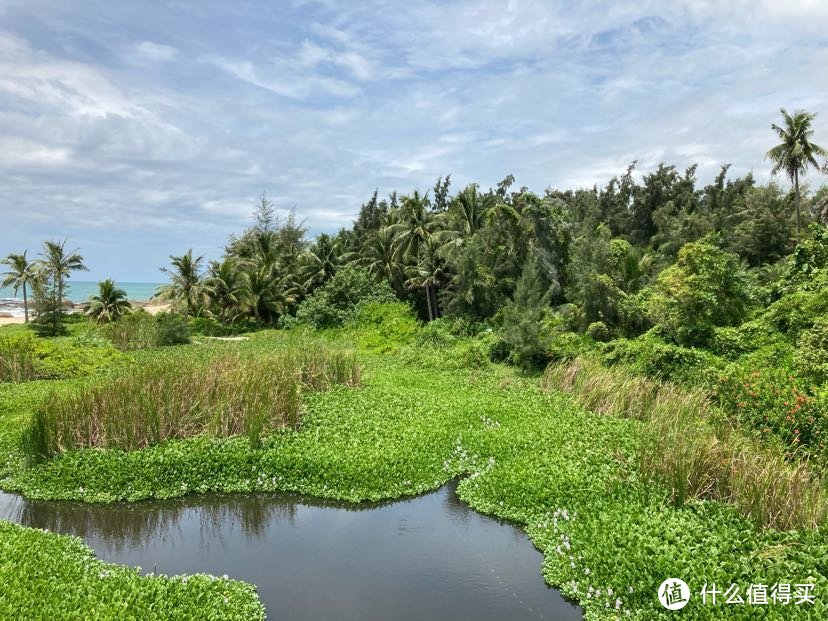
[133,41,179,63]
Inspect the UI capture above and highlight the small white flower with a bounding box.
[584,568,591,575]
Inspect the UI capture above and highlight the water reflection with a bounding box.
[0,482,582,620]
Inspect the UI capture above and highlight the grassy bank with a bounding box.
[1,330,827,619]
[544,356,828,529]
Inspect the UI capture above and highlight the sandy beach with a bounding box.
[0,301,171,326]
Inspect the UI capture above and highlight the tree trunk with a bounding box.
[795,169,801,243]
[22,283,28,323]
[425,284,434,322]
[430,284,440,319]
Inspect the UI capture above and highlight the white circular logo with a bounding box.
[658,578,691,610]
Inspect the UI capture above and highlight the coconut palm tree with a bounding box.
[346,228,405,294]
[301,233,340,290]
[766,109,828,240]
[205,258,249,325]
[38,240,87,334]
[40,240,87,305]
[388,190,434,263]
[86,279,132,323]
[245,264,298,328]
[1,250,37,323]
[156,249,205,319]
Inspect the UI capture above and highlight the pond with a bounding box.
[0,481,582,620]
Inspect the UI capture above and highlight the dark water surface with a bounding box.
[0,482,582,620]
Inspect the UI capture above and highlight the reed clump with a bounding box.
[544,357,827,530]
[23,343,360,459]
[0,336,36,383]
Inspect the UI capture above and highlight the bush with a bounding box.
[795,318,828,383]
[586,321,611,342]
[295,266,396,329]
[545,357,827,529]
[648,237,750,346]
[102,310,190,351]
[714,358,828,460]
[347,301,419,352]
[599,334,724,385]
[0,332,121,382]
[154,312,190,346]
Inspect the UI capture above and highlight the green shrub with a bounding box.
[414,320,456,348]
[711,320,783,358]
[795,318,828,384]
[759,288,828,339]
[347,301,419,352]
[599,334,724,385]
[546,357,827,529]
[102,310,190,351]
[586,321,611,342]
[0,331,122,381]
[648,237,751,346]
[714,359,828,460]
[295,266,396,329]
[154,312,190,346]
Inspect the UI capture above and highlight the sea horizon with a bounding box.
[0,280,164,317]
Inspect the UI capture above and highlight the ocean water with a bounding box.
[0,281,163,317]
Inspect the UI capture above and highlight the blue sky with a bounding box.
[1,0,826,281]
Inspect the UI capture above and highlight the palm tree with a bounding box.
[156,249,205,319]
[388,190,434,263]
[245,264,297,328]
[301,233,340,290]
[766,109,827,240]
[205,258,249,324]
[405,237,448,321]
[1,250,37,323]
[346,228,405,294]
[86,279,132,323]
[40,240,88,304]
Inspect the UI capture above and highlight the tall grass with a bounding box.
[544,357,827,529]
[0,336,36,383]
[23,343,360,459]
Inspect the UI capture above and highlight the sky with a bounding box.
[0,0,827,282]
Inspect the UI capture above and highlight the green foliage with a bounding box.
[295,266,395,329]
[347,301,419,353]
[23,340,359,458]
[599,334,724,385]
[648,237,750,346]
[154,312,190,346]
[102,311,190,351]
[0,336,36,383]
[586,321,611,342]
[0,332,121,382]
[545,357,827,529]
[85,279,131,323]
[795,317,828,384]
[0,521,264,620]
[497,253,553,370]
[782,223,828,290]
[715,357,828,461]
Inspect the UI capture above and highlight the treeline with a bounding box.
[148,112,827,348]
